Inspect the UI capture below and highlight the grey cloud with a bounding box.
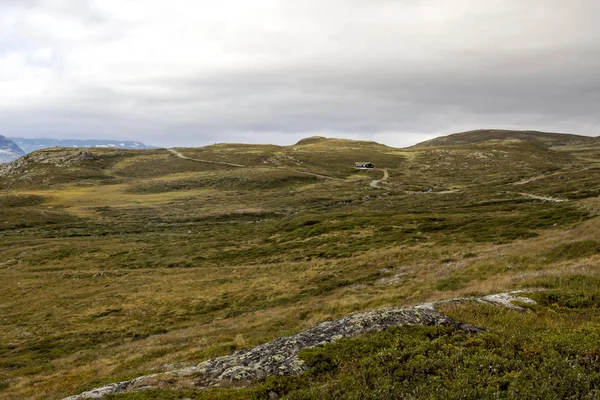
[1,0,600,147]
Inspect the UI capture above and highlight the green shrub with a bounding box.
[546,240,600,262]
[436,276,471,291]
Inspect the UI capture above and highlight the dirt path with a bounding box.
[370,168,389,188]
[511,175,547,186]
[167,148,343,181]
[403,190,460,195]
[510,172,564,186]
[167,148,247,167]
[517,192,568,203]
[292,170,345,181]
[511,166,598,186]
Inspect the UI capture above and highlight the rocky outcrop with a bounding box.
[63,291,538,400]
[0,149,101,180]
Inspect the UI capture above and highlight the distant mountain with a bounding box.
[413,129,599,148]
[8,138,155,154]
[0,135,25,163]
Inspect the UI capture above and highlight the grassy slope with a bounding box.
[1,134,600,399]
[413,129,598,148]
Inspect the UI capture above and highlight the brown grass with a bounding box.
[2,135,600,398]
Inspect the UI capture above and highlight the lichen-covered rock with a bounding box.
[63,291,538,400]
[190,306,480,388]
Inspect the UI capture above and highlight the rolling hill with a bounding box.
[413,129,598,148]
[2,130,600,399]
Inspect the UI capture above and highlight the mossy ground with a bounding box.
[105,277,600,400]
[2,135,600,399]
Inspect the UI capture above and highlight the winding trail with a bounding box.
[370,168,389,188]
[517,192,568,203]
[510,168,590,186]
[512,175,547,186]
[167,148,246,168]
[291,170,345,181]
[403,189,460,195]
[63,290,539,400]
[165,150,573,199]
[167,148,343,181]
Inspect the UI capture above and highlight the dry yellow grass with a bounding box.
[2,133,600,398]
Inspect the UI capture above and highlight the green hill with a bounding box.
[413,129,598,148]
[2,131,600,399]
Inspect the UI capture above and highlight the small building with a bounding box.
[355,162,375,169]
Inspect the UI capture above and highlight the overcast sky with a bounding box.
[1,0,599,148]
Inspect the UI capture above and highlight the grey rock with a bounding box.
[63,291,539,399]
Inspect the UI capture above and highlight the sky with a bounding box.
[1,0,599,148]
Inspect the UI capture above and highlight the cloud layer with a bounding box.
[1,0,599,147]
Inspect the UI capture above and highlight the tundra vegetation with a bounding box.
[1,130,600,399]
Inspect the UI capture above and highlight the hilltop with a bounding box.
[413,129,598,148]
[294,136,388,149]
[2,130,600,399]
[0,135,25,163]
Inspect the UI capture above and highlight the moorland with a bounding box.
[2,129,600,399]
